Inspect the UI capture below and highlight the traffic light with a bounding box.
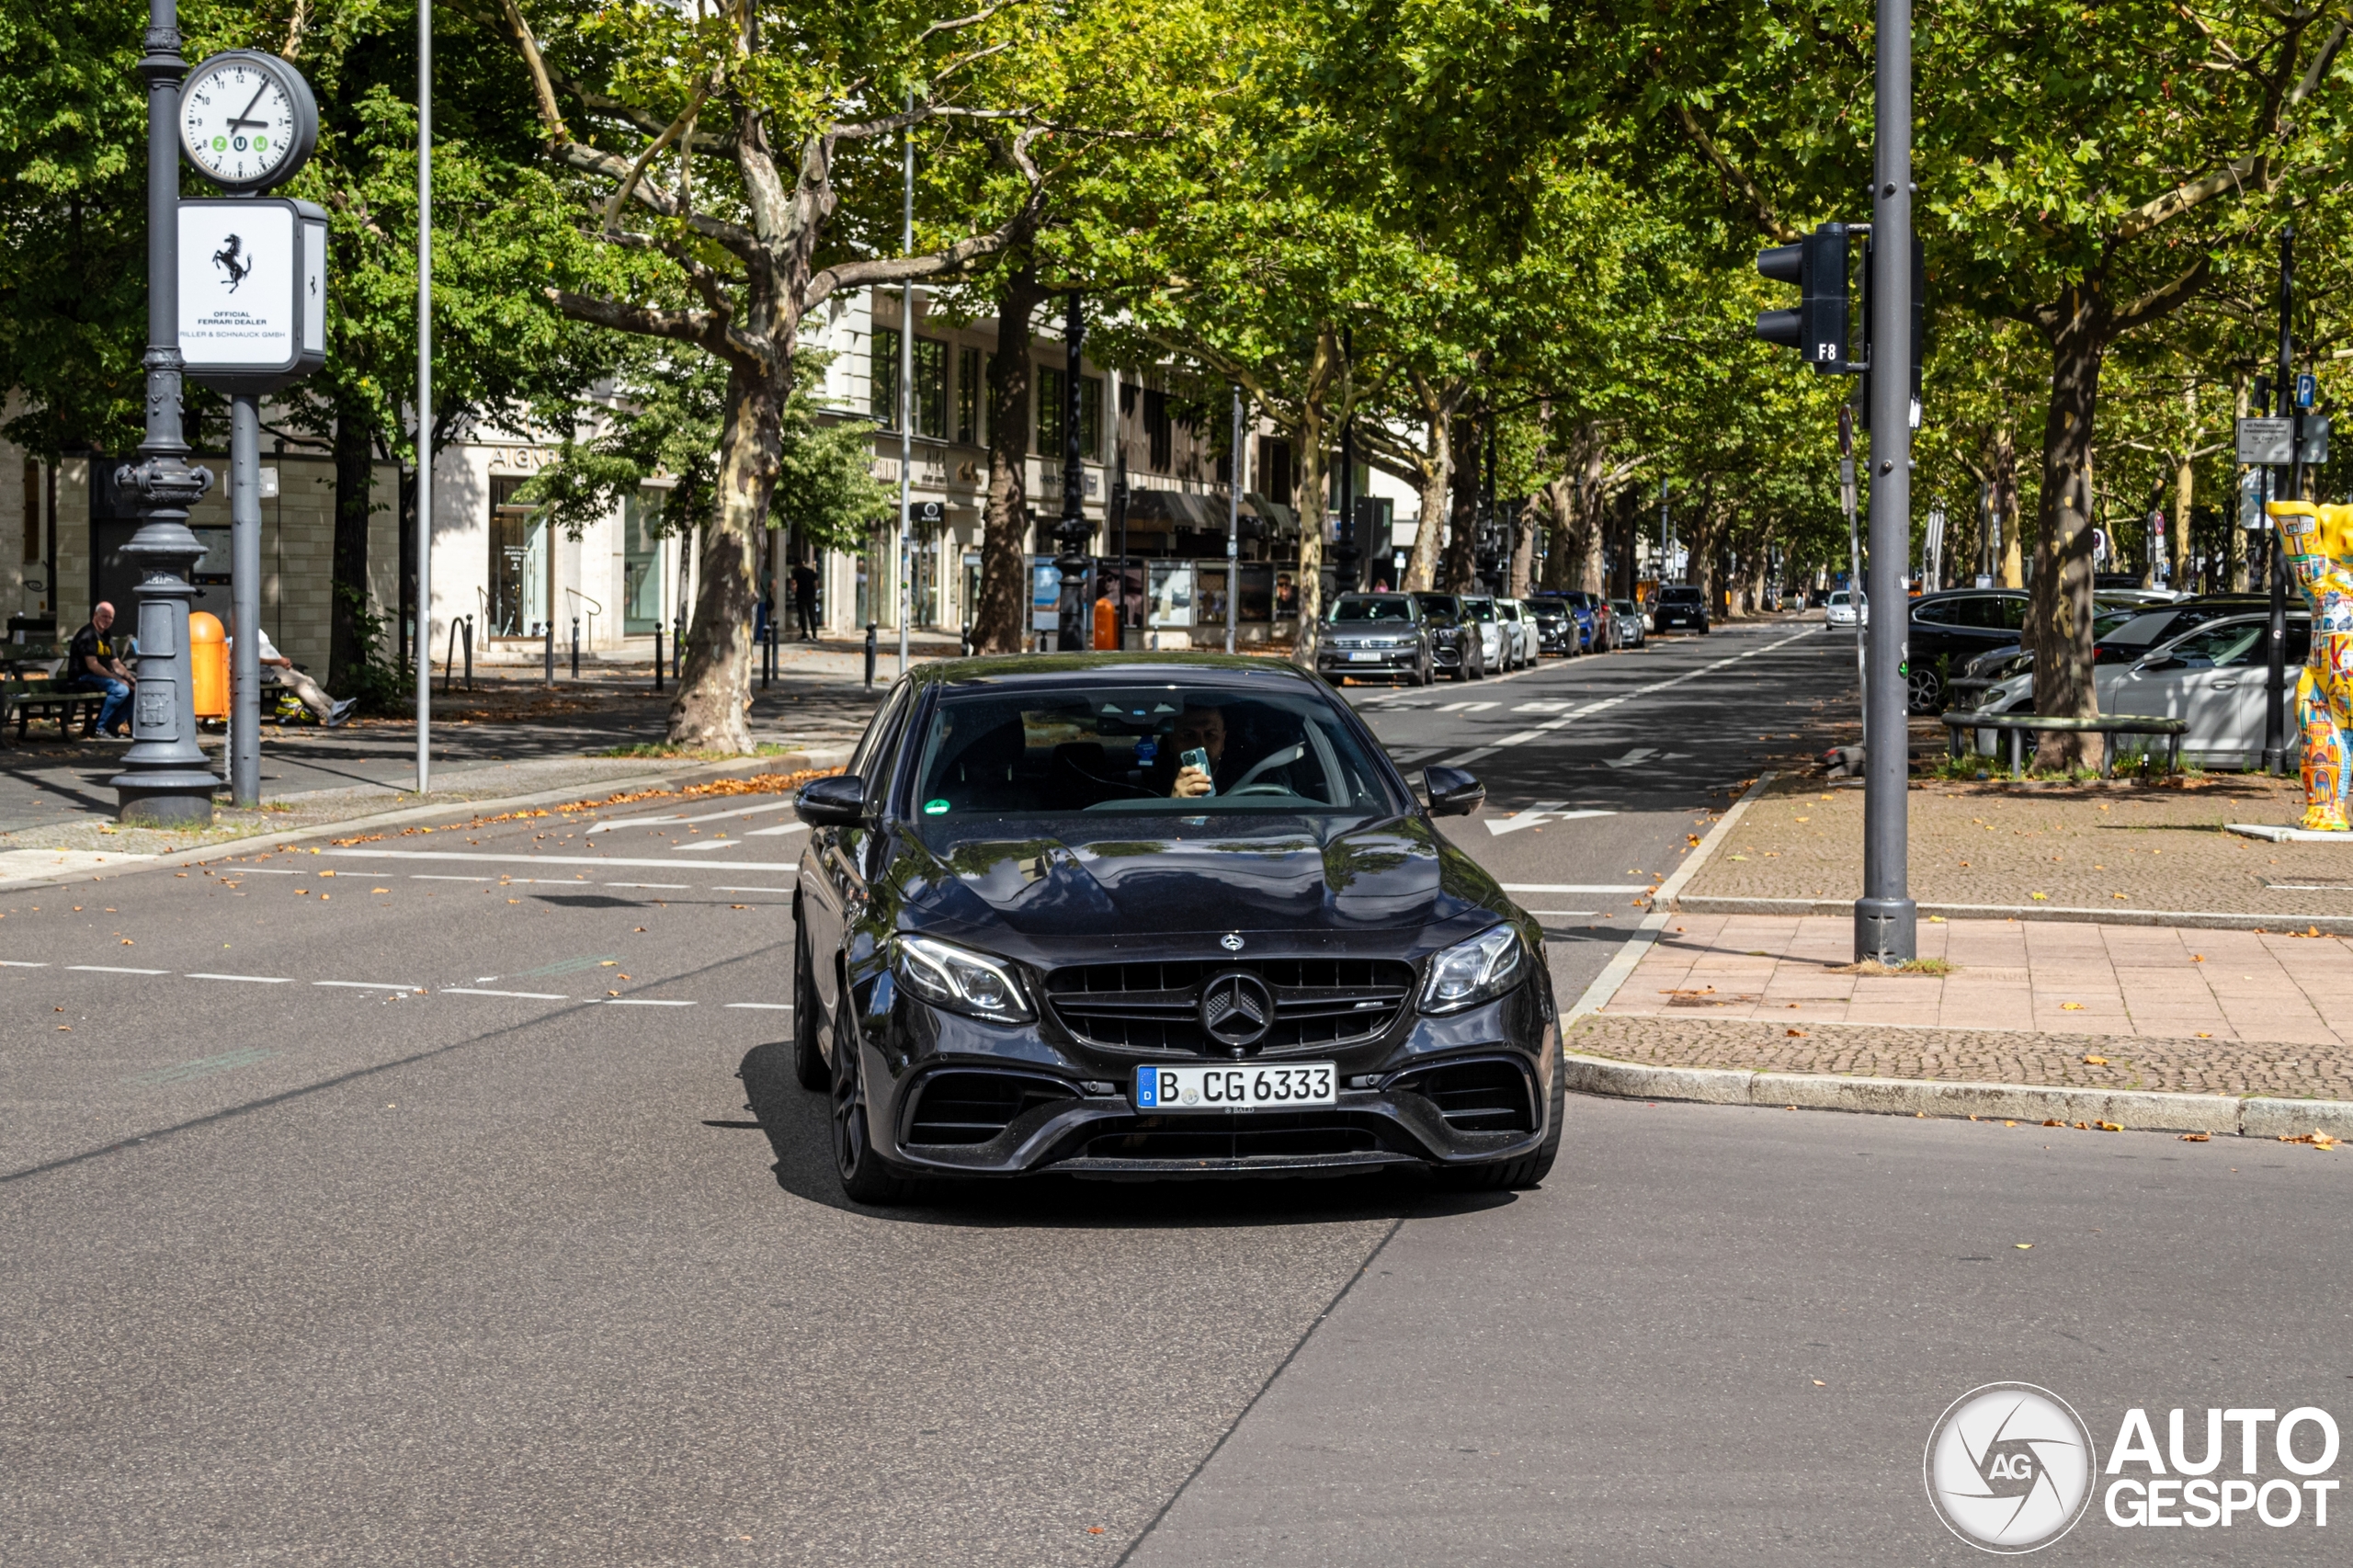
[1755,223,1849,372]
[1855,233,1925,431]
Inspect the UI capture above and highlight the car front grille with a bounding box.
[1045,958,1415,1056]
[1081,1117,1381,1161]
[905,1070,1074,1145]
[1392,1059,1536,1132]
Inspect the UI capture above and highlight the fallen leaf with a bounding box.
[2192,954,2205,961]
[2004,1120,2017,1127]
[56,1025,69,1031]
[732,904,748,910]
[2097,1121,2122,1131]
[508,898,521,903]
[1087,1528,1107,1536]
[600,960,619,967]
[634,926,648,933]
[2043,1119,2063,1127]
[2179,1132,2211,1142]
[372,887,388,893]
[119,938,132,946]
[1812,1380,1826,1387]
[2082,1054,2108,1065]
[608,990,620,996]
[2015,1243,2032,1250]
[2061,1001,2085,1011]
[2030,892,2049,901]
[1787,1028,1808,1038]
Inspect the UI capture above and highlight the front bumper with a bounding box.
[1318,645,1422,676]
[851,982,1558,1180]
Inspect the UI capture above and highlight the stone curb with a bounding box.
[1561,1048,2353,1140]
[0,744,852,892]
[1670,893,2353,934]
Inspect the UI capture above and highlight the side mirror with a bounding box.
[1424,766,1485,818]
[796,774,867,827]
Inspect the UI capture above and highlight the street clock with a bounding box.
[179,51,318,192]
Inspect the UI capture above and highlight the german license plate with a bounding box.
[1135,1062,1336,1111]
[1347,651,1381,662]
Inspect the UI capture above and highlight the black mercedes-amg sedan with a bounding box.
[790,653,1562,1203]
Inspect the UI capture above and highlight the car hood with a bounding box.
[885,814,1506,949]
[1325,626,1415,642]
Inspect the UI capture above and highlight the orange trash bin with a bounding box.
[189,611,228,719]
[1093,595,1119,653]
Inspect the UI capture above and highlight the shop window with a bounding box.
[623,489,664,634]
[915,337,949,438]
[488,476,549,637]
[957,347,982,444]
[871,326,901,427]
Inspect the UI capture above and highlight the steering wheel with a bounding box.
[1228,782,1294,797]
[1228,742,1307,793]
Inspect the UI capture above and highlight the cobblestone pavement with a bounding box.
[1679,771,2353,917]
[1568,1009,2353,1101]
[1604,912,2353,1045]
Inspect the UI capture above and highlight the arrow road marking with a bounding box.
[1485,806,1615,835]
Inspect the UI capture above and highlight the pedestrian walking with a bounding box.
[791,559,820,641]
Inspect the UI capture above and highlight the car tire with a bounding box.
[1415,657,1433,687]
[831,1006,919,1206]
[792,918,828,1091]
[1439,1053,1565,1191]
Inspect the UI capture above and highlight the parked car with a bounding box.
[1608,597,1648,647]
[1966,613,2313,769]
[1825,589,1867,628]
[1495,598,1540,668]
[1412,592,1486,680]
[1904,589,2031,710]
[790,654,1562,1201]
[1563,590,1611,651]
[1458,595,1512,671]
[1525,594,1578,655]
[1317,594,1433,686]
[1652,584,1709,633]
[2093,596,2272,665]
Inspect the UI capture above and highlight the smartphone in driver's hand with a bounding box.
[1181,747,1213,795]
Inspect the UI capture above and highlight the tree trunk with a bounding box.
[668,365,781,750]
[972,267,1046,654]
[330,405,373,696]
[1402,410,1450,592]
[1441,410,1482,592]
[1538,474,1575,589]
[1985,424,2023,587]
[2028,314,2107,771]
[1290,416,1330,661]
[1683,488,1716,609]
[1508,500,1537,597]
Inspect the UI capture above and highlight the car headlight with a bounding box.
[1419,923,1526,1014]
[894,934,1033,1023]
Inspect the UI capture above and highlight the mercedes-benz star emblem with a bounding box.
[1199,970,1274,1049]
[1221,933,1245,952]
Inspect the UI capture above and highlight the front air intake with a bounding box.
[905,1071,1074,1146]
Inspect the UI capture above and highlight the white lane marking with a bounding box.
[585,801,796,835]
[742,823,808,837]
[218,869,301,875]
[185,972,294,983]
[672,840,740,852]
[1433,629,1819,768]
[327,850,798,870]
[0,960,49,968]
[712,884,796,893]
[608,882,690,890]
[1502,882,1650,893]
[603,997,696,1006]
[724,1003,792,1011]
[413,875,494,881]
[493,877,595,884]
[1486,807,1613,836]
[441,987,567,1000]
[1513,700,1569,713]
[67,965,168,975]
[315,980,423,991]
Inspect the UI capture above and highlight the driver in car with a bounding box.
[1164,704,1233,798]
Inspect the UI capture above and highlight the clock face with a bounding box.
[181,57,301,189]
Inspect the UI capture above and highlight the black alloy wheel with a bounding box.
[792,918,827,1090]
[1906,665,1944,713]
[831,1007,918,1205]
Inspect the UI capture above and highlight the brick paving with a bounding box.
[1568,1010,2353,1100]
[1682,772,2353,918]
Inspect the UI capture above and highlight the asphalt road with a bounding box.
[11,622,2338,1566]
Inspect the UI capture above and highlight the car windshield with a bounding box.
[1412,594,1460,625]
[1660,587,1703,604]
[905,683,1404,822]
[2102,610,2178,648]
[2154,619,2310,668]
[1462,598,1497,622]
[1331,597,1413,623]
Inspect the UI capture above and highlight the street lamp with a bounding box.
[1052,293,1091,649]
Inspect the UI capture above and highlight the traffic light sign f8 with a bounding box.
[1755,223,1848,372]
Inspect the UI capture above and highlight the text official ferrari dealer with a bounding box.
[790,653,1563,1203]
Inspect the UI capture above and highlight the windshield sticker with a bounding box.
[924,799,949,815]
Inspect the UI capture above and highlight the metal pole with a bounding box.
[1228,389,1242,654]
[897,92,915,681]
[1053,294,1088,649]
[1112,441,1128,651]
[1840,405,1864,731]
[1659,476,1671,580]
[2264,224,2294,775]
[414,0,433,794]
[1857,0,1916,963]
[229,395,261,805]
[113,0,218,825]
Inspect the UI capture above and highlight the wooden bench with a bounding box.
[1,676,107,744]
[1939,710,2189,777]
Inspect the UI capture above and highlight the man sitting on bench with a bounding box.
[67,602,134,737]
[228,618,355,727]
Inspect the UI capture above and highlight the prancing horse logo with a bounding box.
[213,233,250,293]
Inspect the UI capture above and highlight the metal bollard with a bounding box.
[443,619,460,695]
[673,616,684,684]
[571,617,581,680]
[864,622,877,688]
[543,619,555,684]
[961,622,973,658]
[461,616,473,691]
[652,626,664,692]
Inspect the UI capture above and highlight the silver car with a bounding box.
[1495,598,1540,669]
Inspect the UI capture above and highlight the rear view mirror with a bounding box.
[1424,766,1485,817]
[796,774,867,826]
